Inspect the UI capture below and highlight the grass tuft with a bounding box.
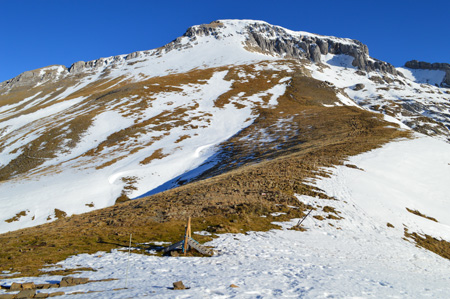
[404,229,450,260]
[406,208,438,222]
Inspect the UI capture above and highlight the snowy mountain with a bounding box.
[0,20,449,297]
[1,20,449,233]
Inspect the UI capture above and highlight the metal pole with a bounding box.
[125,234,132,288]
[295,207,313,228]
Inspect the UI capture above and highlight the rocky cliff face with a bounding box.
[242,22,398,75]
[405,60,450,86]
[177,20,398,75]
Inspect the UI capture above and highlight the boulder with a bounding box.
[16,289,36,298]
[9,282,22,290]
[170,250,180,257]
[59,277,74,287]
[48,291,65,297]
[59,276,88,287]
[172,281,186,290]
[353,83,365,91]
[21,282,35,290]
[35,284,52,289]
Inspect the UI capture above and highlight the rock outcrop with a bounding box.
[68,56,123,74]
[176,21,398,75]
[242,21,397,74]
[0,65,67,91]
[405,60,450,86]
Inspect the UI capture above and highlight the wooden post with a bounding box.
[183,217,191,256]
[187,217,191,239]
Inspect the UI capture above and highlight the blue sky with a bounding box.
[1,0,449,82]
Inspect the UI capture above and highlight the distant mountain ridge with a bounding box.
[0,20,392,91]
[2,20,449,92]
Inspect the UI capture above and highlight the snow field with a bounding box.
[312,134,450,241]
[2,135,449,298]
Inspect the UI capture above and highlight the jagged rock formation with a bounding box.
[405,60,450,86]
[242,21,397,74]
[1,20,400,93]
[177,21,398,74]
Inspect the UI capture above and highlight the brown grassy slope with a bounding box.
[0,68,412,277]
[0,66,219,181]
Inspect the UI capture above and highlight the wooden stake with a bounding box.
[187,217,191,239]
[183,217,191,256]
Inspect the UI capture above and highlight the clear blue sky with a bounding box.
[1,0,449,83]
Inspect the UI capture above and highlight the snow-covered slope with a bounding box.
[0,61,294,233]
[307,54,450,139]
[397,67,446,85]
[1,135,449,298]
[0,19,449,235]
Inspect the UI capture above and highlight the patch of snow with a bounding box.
[194,231,212,236]
[397,67,446,86]
[270,212,286,217]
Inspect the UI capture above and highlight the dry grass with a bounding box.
[0,207,305,278]
[175,135,191,144]
[54,209,67,220]
[4,211,28,223]
[406,208,438,222]
[405,229,450,260]
[139,148,169,165]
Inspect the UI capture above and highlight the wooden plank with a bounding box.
[187,238,214,256]
[163,240,184,253]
